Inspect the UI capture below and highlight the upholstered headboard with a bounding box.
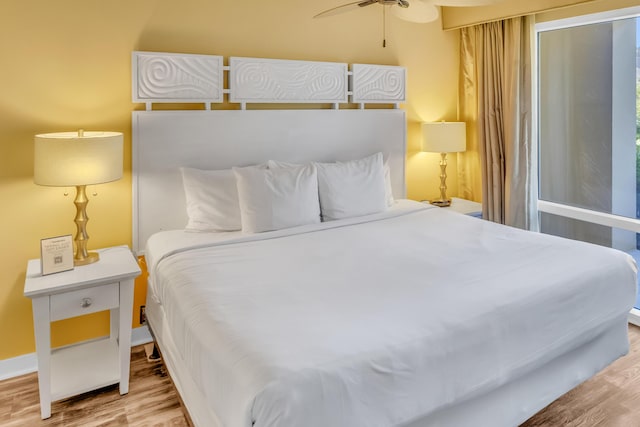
[132,52,407,254]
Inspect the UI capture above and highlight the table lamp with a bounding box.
[34,130,123,266]
[422,122,466,207]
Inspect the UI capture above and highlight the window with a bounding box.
[536,7,640,320]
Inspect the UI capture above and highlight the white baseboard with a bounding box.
[0,352,37,381]
[0,325,153,381]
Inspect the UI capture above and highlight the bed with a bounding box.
[132,51,637,427]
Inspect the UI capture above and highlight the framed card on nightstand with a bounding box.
[40,234,73,275]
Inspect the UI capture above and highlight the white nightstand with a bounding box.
[24,246,141,419]
[426,197,482,217]
[448,197,482,217]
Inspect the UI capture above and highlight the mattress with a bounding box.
[146,200,637,427]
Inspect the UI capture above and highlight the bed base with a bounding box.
[146,293,222,426]
[405,316,629,427]
[146,287,629,427]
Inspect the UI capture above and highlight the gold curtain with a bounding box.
[458,15,538,230]
[457,30,482,205]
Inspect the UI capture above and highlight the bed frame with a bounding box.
[132,51,630,427]
[132,109,407,253]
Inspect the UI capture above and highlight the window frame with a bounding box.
[535,5,640,325]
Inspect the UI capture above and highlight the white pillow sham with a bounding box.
[268,155,395,207]
[180,167,242,232]
[314,152,387,221]
[233,163,321,233]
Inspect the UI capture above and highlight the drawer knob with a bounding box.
[81,298,93,308]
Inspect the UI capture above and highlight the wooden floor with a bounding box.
[2,326,640,426]
[0,345,187,427]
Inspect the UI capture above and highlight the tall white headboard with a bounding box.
[132,52,407,254]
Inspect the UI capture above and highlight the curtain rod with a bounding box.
[441,0,599,31]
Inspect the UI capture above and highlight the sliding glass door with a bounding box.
[536,7,640,321]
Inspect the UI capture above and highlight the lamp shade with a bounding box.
[34,131,123,186]
[422,122,466,154]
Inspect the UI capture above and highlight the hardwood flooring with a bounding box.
[0,344,187,427]
[2,326,640,426]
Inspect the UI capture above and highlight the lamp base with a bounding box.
[72,185,100,267]
[74,251,100,266]
[430,199,451,207]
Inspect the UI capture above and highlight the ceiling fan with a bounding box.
[314,0,502,24]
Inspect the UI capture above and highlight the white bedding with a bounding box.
[146,200,637,427]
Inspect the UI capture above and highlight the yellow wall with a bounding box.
[0,0,460,360]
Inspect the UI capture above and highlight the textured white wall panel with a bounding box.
[132,52,406,107]
[133,52,223,103]
[229,57,348,103]
[352,64,406,103]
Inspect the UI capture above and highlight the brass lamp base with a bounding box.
[74,251,99,266]
[72,184,100,267]
[430,199,451,207]
[431,152,451,208]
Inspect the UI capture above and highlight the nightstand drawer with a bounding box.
[50,283,119,321]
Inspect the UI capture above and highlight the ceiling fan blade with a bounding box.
[392,0,439,23]
[314,0,376,19]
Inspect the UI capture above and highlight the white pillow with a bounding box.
[180,167,241,232]
[267,160,301,169]
[268,156,395,206]
[314,152,387,221]
[233,164,321,233]
[383,160,394,206]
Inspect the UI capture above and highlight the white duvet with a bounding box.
[147,200,637,427]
